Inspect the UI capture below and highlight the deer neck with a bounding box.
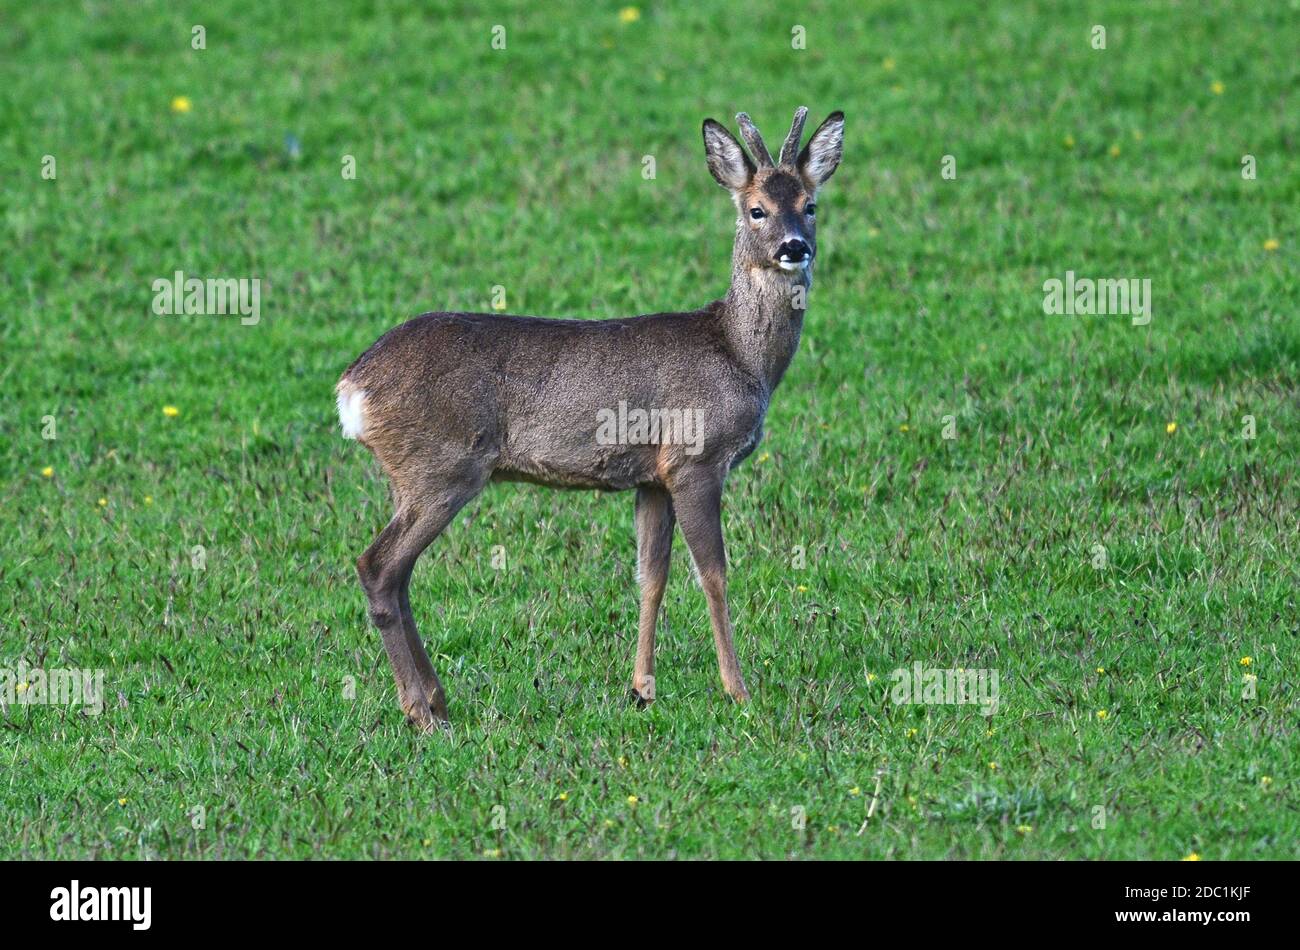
[720,253,809,393]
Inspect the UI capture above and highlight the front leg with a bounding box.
[632,486,674,705]
[670,475,750,702]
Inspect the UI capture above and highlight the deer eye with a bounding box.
[805,203,817,217]
[749,207,766,220]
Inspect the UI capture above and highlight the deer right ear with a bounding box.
[702,119,756,191]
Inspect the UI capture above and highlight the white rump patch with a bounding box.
[336,384,367,440]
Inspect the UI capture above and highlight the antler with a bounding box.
[735,113,774,167]
[779,106,809,166]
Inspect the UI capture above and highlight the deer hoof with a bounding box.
[630,675,656,708]
[405,706,450,733]
[402,691,451,732]
[725,682,751,703]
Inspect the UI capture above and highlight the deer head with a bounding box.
[702,107,844,279]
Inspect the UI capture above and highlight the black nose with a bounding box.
[776,239,811,263]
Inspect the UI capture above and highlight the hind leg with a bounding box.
[397,576,444,719]
[357,472,487,730]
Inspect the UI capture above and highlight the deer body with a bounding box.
[338,108,843,729]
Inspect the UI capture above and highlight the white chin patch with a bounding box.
[777,259,810,272]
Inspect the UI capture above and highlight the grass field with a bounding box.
[2,0,1297,859]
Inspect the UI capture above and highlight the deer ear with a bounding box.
[797,111,844,188]
[702,119,756,191]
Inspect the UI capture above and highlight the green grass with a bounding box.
[2,0,1297,859]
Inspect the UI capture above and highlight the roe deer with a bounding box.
[337,107,844,729]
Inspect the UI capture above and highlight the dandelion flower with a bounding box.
[882,57,896,71]
[849,786,861,796]
[1016,825,1032,835]
[41,466,54,478]
[557,792,568,802]
[1096,666,1106,674]
[1096,709,1108,720]
[1166,421,1177,434]
[1063,134,1075,149]
[906,727,918,739]
[1240,656,1252,667]
[603,819,614,828]
[618,6,640,23]
[797,584,808,593]
[163,405,180,417]
[1263,238,1279,252]
[865,672,877,683]
[989,761,999,771]
[118,797,127,806]
[422,838,431,846]
[1260,776,1272,787]
[98,498,108,507]
[171,96,192,113]
[1210,80,1224,95]
[626,795,638,806]
[757,451,771,463]
[899,423,910,432]
[144,495,153,505]
[1108,144,1121,158]
[1182,851,1202,861]
[482,848,501,858]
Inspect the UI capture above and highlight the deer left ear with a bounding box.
[797,111,844,188]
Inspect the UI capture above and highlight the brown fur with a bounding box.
[339,108,844,729]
